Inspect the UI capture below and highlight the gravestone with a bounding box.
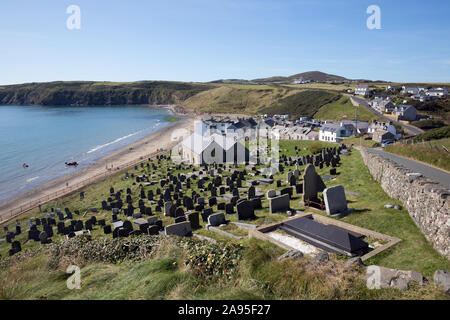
[208,212,227,227]
[174,216,186,223]
[323,185,348,215]
[147,225,159,235]
[266,189,277,199]
[164,201,174,217]
[269,194,290,214]
[280,187,293,199]
[201,208,213,222]
[293,181,302,194]
[236,200,255,220]
[225,203,234,214]
[303,164,326,203]
[186,212,200,229]
[248,186,255,199]
[175,207,185,217]
[250,197,262,209]
[165,221,192,237]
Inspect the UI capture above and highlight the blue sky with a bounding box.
[0,0,449,84]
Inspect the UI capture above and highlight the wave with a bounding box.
[26,176,39,183]
[87,130,144,154]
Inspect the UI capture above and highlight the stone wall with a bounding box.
[359,148,449,259]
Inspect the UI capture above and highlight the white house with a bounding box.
[355,85,370,96]
[319,123,353,143]
[401,86,419,95]
[426,87,448,98]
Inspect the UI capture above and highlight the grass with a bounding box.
[385,138,450,171]
[1,140,449,299]
[411,126,450,142]
[261,90,340,118]
[314,96,383,123]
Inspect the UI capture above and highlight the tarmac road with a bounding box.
[367,148,450,189]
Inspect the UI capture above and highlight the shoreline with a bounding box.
[0,114,197,222]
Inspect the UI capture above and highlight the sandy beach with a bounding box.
[0,114,197,223]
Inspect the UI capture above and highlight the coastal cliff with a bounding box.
[0,81,213,106]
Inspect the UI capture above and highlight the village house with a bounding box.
[372,129,396,143]
[392,105,417,122]
[368,120,401,141]
[425,87,448,98]
[355,85,370,96]
[319,123,351,143]
[370,96,395,113]
[400,86,419,95]
[340,120,370,134]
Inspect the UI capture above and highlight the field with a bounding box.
[385,138,450,171]
[1,140,449,299]
[313,96,383,123]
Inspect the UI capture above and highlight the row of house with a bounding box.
[318,119,401,143]
[400,86,448,101]
[369,95,418,121]
[176,114,402,165]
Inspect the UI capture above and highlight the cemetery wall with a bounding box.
[359,148,450,259]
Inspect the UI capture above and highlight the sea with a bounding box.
[0,105,173,202]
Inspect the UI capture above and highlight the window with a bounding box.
[211,148,215,157]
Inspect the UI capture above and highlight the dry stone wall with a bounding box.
[359,148,449,259]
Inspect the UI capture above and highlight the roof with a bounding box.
[320,123,340,133]
[181,133,237,155]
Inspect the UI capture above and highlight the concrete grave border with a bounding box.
[249,212,401,262]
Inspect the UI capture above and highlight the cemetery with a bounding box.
[0,140,449,299]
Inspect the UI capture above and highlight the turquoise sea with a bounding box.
[0,105,172,202]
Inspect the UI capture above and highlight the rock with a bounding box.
[345,257,364,268]
[393,204,401,210]
[308,251,329,266]
[366,265,425,291]
[384,204,395,209]
[277,250,303,261]
[433,270,450,295]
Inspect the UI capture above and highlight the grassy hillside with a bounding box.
[182,84,302,114]
[411,126,450,142]
[0,81,214,106]
[314,96,383,122]
[1,141,449,299]
[260,90,340,118]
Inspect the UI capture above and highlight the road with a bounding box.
[347,95,424,136]
[366,148,450,189]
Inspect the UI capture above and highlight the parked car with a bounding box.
[381,139,395,147]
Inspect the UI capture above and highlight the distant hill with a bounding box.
[287,71,348,82]
[252,71,351,83]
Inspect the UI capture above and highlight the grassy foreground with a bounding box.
[0,141,449,299]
